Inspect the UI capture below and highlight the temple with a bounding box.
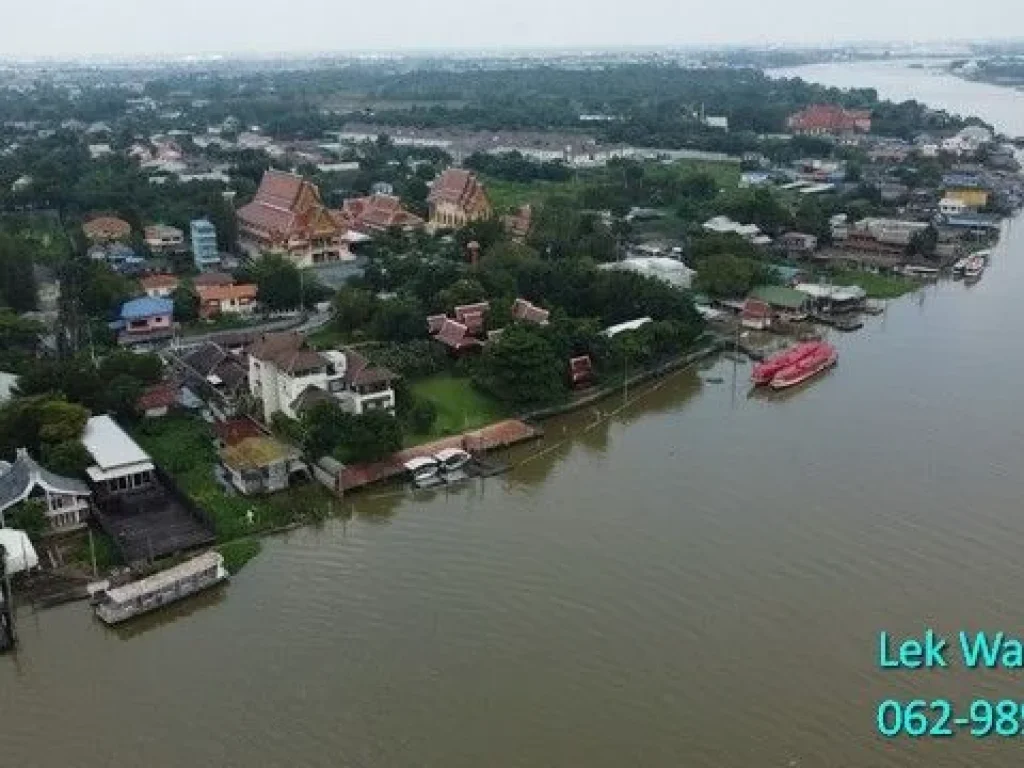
[427,169,492,230]
[237,170,351,267]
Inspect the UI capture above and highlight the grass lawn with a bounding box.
[305,325,349,349]
[829,269,919,299]
[132,415,337,542]
[482,177,572,212]
[406,374,506,446]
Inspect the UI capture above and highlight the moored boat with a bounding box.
[951,257,968,277]
[405,456,442,488]
[964,254,985,280]
[770,342,838,390]
[92,551,229,626]
[434,448,472,473]
[750,341,822,385]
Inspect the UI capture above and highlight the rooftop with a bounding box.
[121,296,173,320]
[221,435,296,471]
[81,414,152,473]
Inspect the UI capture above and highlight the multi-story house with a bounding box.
[237,170,350,268]
[190,218,220,270]
[248,332,396,423]
[427,169,492,230]
[0,448,92,532]
[144,224,185,253]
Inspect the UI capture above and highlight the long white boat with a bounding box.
[92,551,229,626]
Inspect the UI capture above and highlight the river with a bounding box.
[6,61,1024,767]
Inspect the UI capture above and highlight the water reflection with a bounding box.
[107,586,228,641]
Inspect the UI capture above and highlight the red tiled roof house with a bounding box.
[337,194,424,234]
[786,105,872,136]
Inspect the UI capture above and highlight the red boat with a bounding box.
[751,341,823,385]
[770,342,838,390]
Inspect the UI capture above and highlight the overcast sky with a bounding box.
[4,0,1024,58]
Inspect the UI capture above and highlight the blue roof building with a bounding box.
[121,296,173,320]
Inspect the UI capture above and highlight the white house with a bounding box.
[939,197,968,216]
[0,449,92,531]
[248,333,397,422]
[80,414,156,495]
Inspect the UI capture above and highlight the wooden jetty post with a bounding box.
[0,543,16,653]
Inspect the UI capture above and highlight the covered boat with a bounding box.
[434,448,472,473]
[751,341,822,385]
[964,254,986,280]
[771,342,838,390]
[404,456,441,488]
[93,551,229,625]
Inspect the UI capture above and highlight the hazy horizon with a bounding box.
[3,0,1024,59]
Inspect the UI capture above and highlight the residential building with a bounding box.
[336,194,424,234]
[80,414,156,495]
[777,232,819,254]
[197,282,258,319]
[851,218,930,248]
[786,105,872,135]
[741,299,773,330]
[83,216,131,243]
[190,218,220,270]
[0,448,92,531]
[248,333,396,422]
[139,273,179,298]
[115,296,174,344]
[427,169,493,230]
[939,197,969,216]
[944,186,989,209]
[144,224,185,253]
[193,271,234,288]
[430,318,482,356]
[237,170,350,268]
[511,297,550,326]
[172,341,249,412]
[216,421,302,496]
[600,257,695,290]
[748,285,810,315]
[136,382,178,418]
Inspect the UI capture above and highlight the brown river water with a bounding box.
[5,61,1024,767]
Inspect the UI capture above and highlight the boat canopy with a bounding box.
[404,456,438,472]
[434,448,470,464]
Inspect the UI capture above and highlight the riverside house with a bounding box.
[0,449,92,532]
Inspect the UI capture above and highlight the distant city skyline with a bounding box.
[3,0,1024,59]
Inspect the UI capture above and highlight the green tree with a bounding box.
[0,233,38,313]
[371,298,425,342]
[8,498,47,539]
[693,254,769,298]
[332,286,375,333]
[475,324,566,407]
[41,440,93,477]
[172,279,200,323]
[300,400,349,458]
[334,410,402,464]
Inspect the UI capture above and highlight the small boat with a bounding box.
[434,448,472,473]
[771,342,838,390]
[832,315,863,332]
[862,300,885,315]
[951,257,968,277]
[750,341,822,385]
[92,551,229,626]
[964,254,985,280]
[404,456,442,488]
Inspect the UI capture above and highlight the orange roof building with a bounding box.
[138,273,180,298]
[337,194,424,234]
[237,170,351,268]
[197,282,258,319]
[83,216,132,243]
[427,169,492,230]
[786,105,872,136]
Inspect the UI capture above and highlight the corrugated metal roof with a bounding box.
[81,415,152,471]
[121,296,173,320]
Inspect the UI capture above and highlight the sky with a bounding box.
[3,0,1024,58]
